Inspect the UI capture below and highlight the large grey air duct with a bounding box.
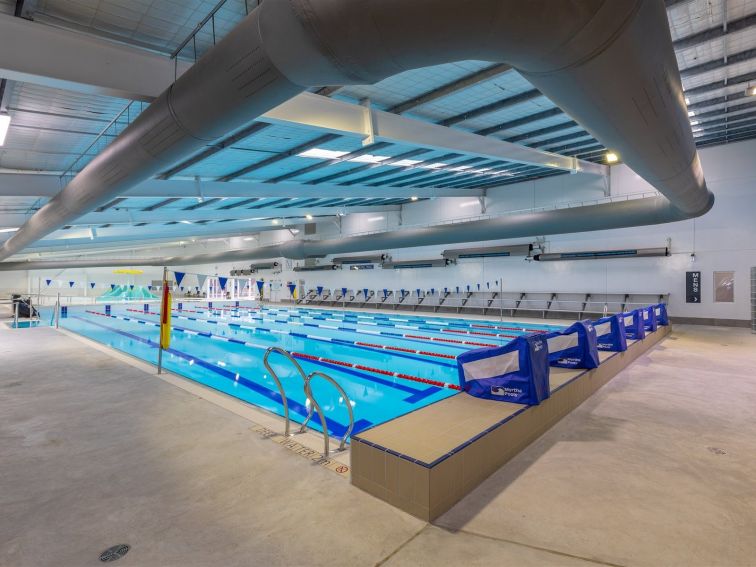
[0,0,713,265]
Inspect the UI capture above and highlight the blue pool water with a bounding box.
[59,302,564,439]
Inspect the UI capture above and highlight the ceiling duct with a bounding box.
[331,254,388,265]
[249,261,281,272]
[293,263,340,272]
[382,258,452,270]
[442,244,532,260]
[0,0,713,267]
[533,247,670,261]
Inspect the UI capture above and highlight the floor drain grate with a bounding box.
[707,447,727,455]
[99,544,130,562]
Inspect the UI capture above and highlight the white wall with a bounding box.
[275,139,756,323]
[6,138,756,323]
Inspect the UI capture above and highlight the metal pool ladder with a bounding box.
[262,347,355,457]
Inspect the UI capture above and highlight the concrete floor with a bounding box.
[1,322,756,566]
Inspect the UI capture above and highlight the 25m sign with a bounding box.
[686,271,701,303]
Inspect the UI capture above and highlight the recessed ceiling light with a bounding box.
[298,148,349,160]
[410,196,418,201]
[605,152,619,163]
[305,214,313,220]
[690,120,699,125]
[272,219,280,225]
[688,110,695,117]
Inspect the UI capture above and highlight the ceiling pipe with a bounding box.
[0,0,713,266]
[0,196,696,270]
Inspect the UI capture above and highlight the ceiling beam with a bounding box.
[0,204,402,227]
[0,14,191,101]
[261,92,606,175]
[0,173,484,198]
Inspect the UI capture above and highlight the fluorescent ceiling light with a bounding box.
[272,219,280,225]
[305,214,313,220]
[410,196,419,201]
[0,113,10,146]
[685,97,690,105]
[690,120,699,125]
[460,200,480,208]
[392,159,421,167]
[688,110,695,117]
[0,227,18,233]
[243,237,255,241]
[368,216,384,222]
[605,152,619,163]
[423,162,448,169]
[350,154,389,164]
[179,220,193,224]
[298,148,348,159]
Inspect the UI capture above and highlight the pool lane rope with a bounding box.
[137,309,458,361]
[98,310,462,391]
[258,305,551,334]
[167,307,499,349]
[183,305,518,340]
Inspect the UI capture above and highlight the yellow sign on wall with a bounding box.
[113,269,144,275]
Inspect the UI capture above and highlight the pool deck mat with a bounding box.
[352,326,671,520]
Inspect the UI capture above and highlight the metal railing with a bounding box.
[59,100,148,188]
[170,0,259,76]
[262,346,354,457]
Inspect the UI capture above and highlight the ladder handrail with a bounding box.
[299,370,354,457]
[262,346,308,438]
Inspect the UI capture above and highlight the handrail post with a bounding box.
[262,346,309,437]
[14,299,19,327]
[55,293,60,328]
[299,371,355,456]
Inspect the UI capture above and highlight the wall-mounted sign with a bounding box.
[686,271,701,303]
[713,271,735,303]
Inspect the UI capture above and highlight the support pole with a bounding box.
[158,266,167,374]
[499,278,503,322]
[55,292,60,328]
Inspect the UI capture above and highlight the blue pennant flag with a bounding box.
[180,286,185,291]
[456,286,460,293]
[256,280,265,292]
[218,277,228,291]
[174,271,186,287]
[466,285,470,292]
[69,281,75,288]
[363,288,368,298]
[148,285,152,291]
[45,279,52,286]
[416,288,421,296]
[129,284,134,290]
[383,289,388,298]
[477,283,481,290]
[90,282,96,289]
[287,283,297,296]
[487,282,490,289]
[431,288,435,295]
[111,284,116,291]
[317,286,323,295]
[341,287,347,297]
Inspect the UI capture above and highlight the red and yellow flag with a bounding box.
[160,280,172,349]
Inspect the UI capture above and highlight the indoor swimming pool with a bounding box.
[58,302,564,439]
